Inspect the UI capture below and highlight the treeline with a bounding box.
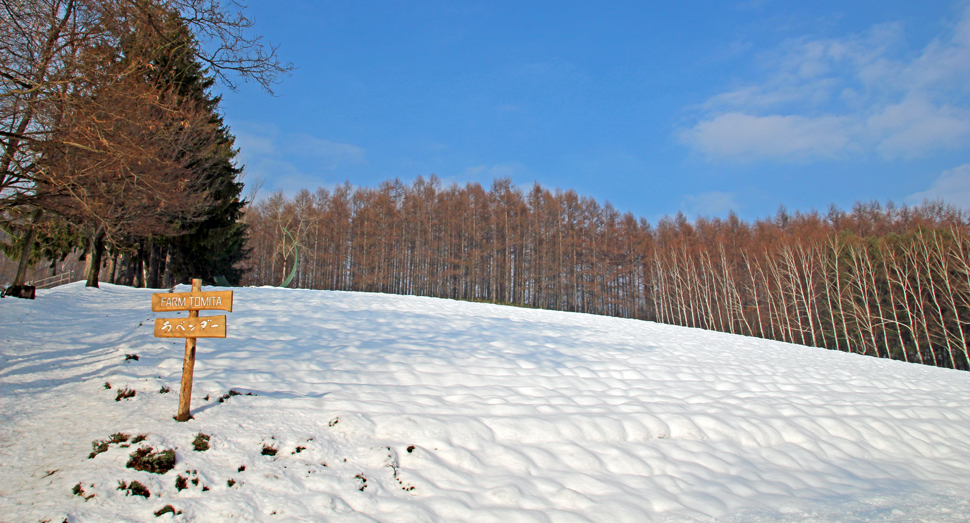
[242,176,970,370]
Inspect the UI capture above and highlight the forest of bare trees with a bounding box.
[241,176,970,371]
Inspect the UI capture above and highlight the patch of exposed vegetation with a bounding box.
[180,469,205,490]
[127,447,175,474]
[154,505,181,517]
[159,386,170,394]
[88,433,128,458]
[115,386,136,401]
[192,432,210,452]
[118,480,150,498]
[227,478,236,487]
[124,354,139,361]
[71,482,95,500]
[261,444,277,456]
[218,389,255,403]
[355,473,368,491]
[89,440,109,459]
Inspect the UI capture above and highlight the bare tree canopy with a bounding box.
[0,0,291,213]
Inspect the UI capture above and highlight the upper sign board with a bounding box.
[152,290,233,312]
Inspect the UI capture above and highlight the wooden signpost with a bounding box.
[152,279,233,422]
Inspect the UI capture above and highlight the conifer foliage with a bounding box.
[113,17,249,287]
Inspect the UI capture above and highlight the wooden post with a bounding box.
[176,279,202,422]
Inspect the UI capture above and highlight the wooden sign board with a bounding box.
[152,281,234,422]
[154,315,227,338]
[152,290,233,312]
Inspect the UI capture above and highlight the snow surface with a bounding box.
[2,282,970,523]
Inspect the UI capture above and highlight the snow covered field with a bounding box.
[2,283,970,522]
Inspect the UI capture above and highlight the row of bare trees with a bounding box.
[240,176,970,370]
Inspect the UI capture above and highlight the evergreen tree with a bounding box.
[0,210,84,274]
[135,18,248,286]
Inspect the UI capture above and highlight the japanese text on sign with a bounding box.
[154,315,227,338]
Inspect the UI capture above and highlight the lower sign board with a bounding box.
[154,315,227,338]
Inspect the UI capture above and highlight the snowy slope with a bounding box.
[1,283,970,523]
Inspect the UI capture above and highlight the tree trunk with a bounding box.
[134,254,145,288]
[107,253,118,284]
[85,228,106,288]
[163,245,174,288]
[147,241,162,289]
[10,209,43,287]
[118,253,134,286]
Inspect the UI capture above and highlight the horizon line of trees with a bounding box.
[241,176,970,371]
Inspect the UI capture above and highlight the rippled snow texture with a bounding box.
[1,283,970,522]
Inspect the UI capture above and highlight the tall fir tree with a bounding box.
[131,17,249,286]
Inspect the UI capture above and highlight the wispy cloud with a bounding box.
[682,191,740,217]
[457,163,526,182]
[682,5,970,162]
[233,128,276,157]
[231,124,366,197]
[243,158,322,197]
[289,134,366,167]
[687,113,855,161]
[908,164,970,209]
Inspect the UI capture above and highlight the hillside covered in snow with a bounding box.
[2,283,970,522]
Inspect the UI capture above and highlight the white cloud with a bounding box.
[868,97,970,156]
[233,129,276,157]
[232,125,366,169]
[684,5,970,162]
[682,191,739,217]
[457,163,525,181]
[683,112,854,160]
[908,164,970,209]
[242,158,319,197]
[460,165,487,178]
[289,134,366,168]
[229,123,367,198]
[438,163,528,187]
[486,163,524,178]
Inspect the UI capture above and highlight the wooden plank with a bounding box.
[154,315,227,338]
[152,290,233,312]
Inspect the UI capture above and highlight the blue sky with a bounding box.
[216,0,970,222]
